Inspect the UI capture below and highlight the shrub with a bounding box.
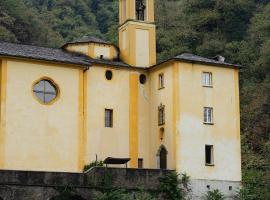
[158,172,184,200]
[84,160,104,172]
[203,189,225,200]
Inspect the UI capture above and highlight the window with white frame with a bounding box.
[204,107,213,124]
[202,72,212,87]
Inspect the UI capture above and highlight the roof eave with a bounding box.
[62,41,118,50]
[0,54,91,69]
[151,58,242,69]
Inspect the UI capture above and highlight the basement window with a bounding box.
[138,158,143,169]
[205,145,214,166]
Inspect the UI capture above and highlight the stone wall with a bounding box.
[0,168,170,200]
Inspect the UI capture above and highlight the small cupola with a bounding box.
[62,36,119,61]
[213,55,226,63]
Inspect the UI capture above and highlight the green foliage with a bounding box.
[84,160,104,172]
[53,186,85,200]
[203,189,225,200]
[158,172,190,200]
[92,189,157,200]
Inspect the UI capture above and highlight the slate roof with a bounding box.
[63,36,114,47]
[0,42,129,67]
[174,53,240,67]
[0,42,92,67]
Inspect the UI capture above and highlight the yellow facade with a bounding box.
[176,62,241,181]
[1,58,82,172]
[66,43,118,60]
[0,1,241,196]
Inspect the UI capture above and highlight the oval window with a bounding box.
[139,74,146,84]
[33,79,58,104]
[105,70,113,80]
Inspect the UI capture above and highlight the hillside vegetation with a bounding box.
[0,0,269,199]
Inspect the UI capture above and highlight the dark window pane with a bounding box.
[139,74,146,84]
[35,92,45,103]
[45,81,56,94]
[205,145,213,165]
[45,94,56,103]
[105,109,113,127]
[138,159,143,168]
[34,80,45,92]
[105,70,113,80]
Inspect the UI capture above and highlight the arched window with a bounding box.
[157,145,168,170]
[136,0,147,21]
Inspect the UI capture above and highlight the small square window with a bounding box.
[204,107,213,124]
[158,73,164,89]
[105,109,113,128]
[205,145,214,165]
[138,158,143,169]
[202,72,213,87]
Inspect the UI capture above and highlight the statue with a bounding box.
[136,0,146,21]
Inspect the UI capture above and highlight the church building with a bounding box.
[0,0,241,197]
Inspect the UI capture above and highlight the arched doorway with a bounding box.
[157,145,168,169]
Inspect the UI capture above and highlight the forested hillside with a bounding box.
[0,0,269,199]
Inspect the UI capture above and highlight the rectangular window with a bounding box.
[202,72,213,87]
[204,107,213,124]
[138,158,143,169]
[158,104,165,126]
[105,109,113,128]
[158,73,164,89]
[205,145,214,165]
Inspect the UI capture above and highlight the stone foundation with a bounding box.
[0,168,170,200]
[189,179,241,199]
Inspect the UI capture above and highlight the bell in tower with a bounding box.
[136,0,146,21]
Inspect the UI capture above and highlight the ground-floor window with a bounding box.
[205,145,214,165]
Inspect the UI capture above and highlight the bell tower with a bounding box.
[119,0,156,67]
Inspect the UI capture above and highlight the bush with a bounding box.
[158,172,189,200]
[203,189,225,200]
[83,160,104,172]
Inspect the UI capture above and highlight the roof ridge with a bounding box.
[0,41,63,51]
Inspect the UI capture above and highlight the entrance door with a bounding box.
[159,146,167,169]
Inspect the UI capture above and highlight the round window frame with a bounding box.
[139,74,147,84]
[105,70,113,81]
[32,77,60,105]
